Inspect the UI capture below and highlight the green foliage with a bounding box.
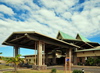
[2,54,23,65]
[0,52,2,54]
[2,54,23,72]
[77,62,83,66]
[86,57,100,66]
[95,58,100,66]
[0,56,2,60]
[86,57,95,66]
[51,68,57,73]
[72,70,83,73]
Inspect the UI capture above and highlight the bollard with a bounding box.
[82,69,84,73]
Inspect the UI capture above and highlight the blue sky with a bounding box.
[0,0,100,57]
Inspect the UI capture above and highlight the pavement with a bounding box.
[73,65,100,68]
[48,65,100,73]
[0,65,100,73]
[72,65,100,73]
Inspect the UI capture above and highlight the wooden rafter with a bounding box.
[26,34,69,48]
[2,31,81,50]
[9,35,26,43]
[83,41,94,48]
[3,42,34,49]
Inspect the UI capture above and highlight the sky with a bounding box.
[0,0,100,57]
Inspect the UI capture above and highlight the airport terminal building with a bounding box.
[2,31,100,69]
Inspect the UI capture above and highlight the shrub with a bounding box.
[77,62,83,66]
[51,68,56,73]
[95,58,100,66]
[72,70,83,73]
[86,57,95,66]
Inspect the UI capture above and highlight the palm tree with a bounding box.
[2,54,23,72]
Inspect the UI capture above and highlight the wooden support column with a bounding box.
[69,48,72,71]
[13,46,19,57]
[34,41,37,65]
[33,41,47,70]
[73,48,77,65]
[73,53,77,65]
[42,42,45,65]
[45,53,48,65]
[65,48,72,71]
[37,41,42,66]
[53,50,56,64]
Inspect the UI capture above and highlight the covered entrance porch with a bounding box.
[2,31,80,70]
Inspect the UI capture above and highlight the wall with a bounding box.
[77,50,100,57]
[25,56,35,64]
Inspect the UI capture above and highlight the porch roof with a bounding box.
[2,31,80,49]
[75,46,100,52]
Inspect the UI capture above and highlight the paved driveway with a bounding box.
[48,65,100,73]
[72,67,100,73]
[0,65,100,73]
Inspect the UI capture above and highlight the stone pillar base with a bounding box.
[32,65,47,70]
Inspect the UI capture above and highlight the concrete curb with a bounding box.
[73,65,100,68]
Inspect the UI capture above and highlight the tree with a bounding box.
[0,52,2,60]
[2,54,23,72]
[86,57,95,66]
[0,52,2,54]
[95,57,100,66]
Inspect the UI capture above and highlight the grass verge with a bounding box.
[3,69,71,73]
[0,65,12,69]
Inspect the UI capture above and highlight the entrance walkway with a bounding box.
[48,65,100,73]
[0,65,100,73]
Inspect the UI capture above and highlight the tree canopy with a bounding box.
[0,52,2,54]
[2,54,23,72]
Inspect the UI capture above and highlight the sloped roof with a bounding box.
[57,31,75,39]
[76,46,100,52]
[56,31,99,48]
[76,34,90,42]
[2,31,80,49]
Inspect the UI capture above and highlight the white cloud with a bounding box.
[61,12,72,19]
[0,5,14,15]
[0,0,40,11]
[40,0,78,13]
[0,0,25,4]
[0,0,100,47]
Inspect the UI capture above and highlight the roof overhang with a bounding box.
[63,39,100,49]
[2,31,80,49]
[75,46,100,52]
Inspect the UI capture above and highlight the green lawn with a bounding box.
[3,69,70,73]
[0,65,12,69]
[0,65,91,73]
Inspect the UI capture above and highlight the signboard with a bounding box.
[65,57,71,73]
[65,57,70,61]
[66,58,69,61]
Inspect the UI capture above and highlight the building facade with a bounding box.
[2,31,100,70]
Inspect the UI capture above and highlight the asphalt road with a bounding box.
[48,66,100,73]
[0,66,100,73]
[72,67,100,73]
